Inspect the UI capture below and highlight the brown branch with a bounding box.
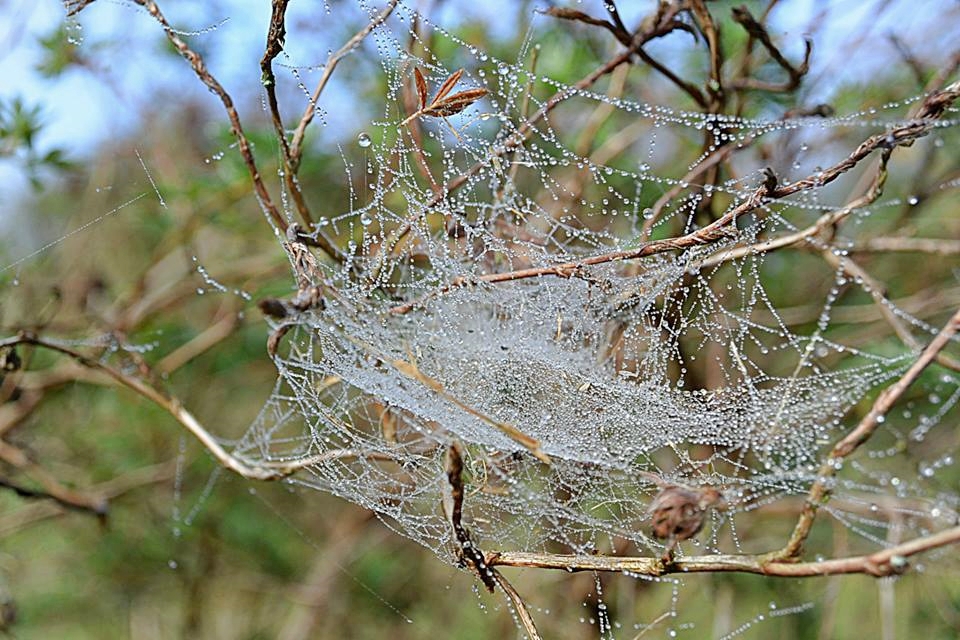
[730,5,812,92]
[261,1,397,258]
[633,47,708,108]
[491,570,543,640]
[851,236,960,256]
[486,524,960,577]
[0,460,176,536]
[0,462,106,518]
[690,0,725,107]
[698,145,892,268]
[132,0,287,232]
[444,442,498,592]
[257,0,335,244]
[751,285,960,329]
[63,0,96,16]
[287,0,399,171]
[371,2,687,279]
[778,306,960,559]
[444,443,542,638]
[0,332,316,481]
[546,3,709,106]
[260,0,292,161]
[390,81,959,314]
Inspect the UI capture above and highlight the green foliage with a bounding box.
[0,96,73,190]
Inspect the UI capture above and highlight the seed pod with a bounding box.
[641,472,726,561]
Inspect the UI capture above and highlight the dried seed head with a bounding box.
[639,472,727,561]
[648,484,724,542]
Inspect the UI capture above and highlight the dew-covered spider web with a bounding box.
[227,0,960,628]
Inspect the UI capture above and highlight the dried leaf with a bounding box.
[432,68,464,103]
[413,67,427,110]
[402,67,485,128]
[423,88,488,118]
[378,403,398,444]
[543,8,611,29]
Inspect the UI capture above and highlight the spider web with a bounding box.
[227,0,959,630]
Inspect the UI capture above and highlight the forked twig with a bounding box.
[730,5,812,92]
[444,443,542,639]
[778,306,960,559]
[264,0,398,255]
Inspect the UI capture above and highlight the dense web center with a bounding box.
[235,0,959,587]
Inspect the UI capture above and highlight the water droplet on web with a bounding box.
[357,132,372,148]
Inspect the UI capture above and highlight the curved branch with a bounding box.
[134,0,287,231]
[0,332,368,482]
[779,306,960,559]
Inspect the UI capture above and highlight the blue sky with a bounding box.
[1,0,956,207]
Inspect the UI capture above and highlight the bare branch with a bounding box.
[730,5,812,92]
[389,81,960,314]
[0,333,312,481]
[779,306,960,559]
[133,0,287,232]
[487,524,960,577]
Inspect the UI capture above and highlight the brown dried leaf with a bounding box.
[378,403,398,444]
[423,88,488,118]
[432,68,464,103]
[413,67,427,110]
[543,7,612,29]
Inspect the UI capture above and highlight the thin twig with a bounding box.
[0,332,314,481]
[0,460,176,536]
[851,236,960,255]
[779,306,960,559]
[0,462,106,517]
[131,0,287,232]
[822,251,960,372]
[730,5,811,92]
[260,0,292,161]
[389,81,960,314]
[443,443,542,637]
[288,0,399,171]
[491,569,543,640]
